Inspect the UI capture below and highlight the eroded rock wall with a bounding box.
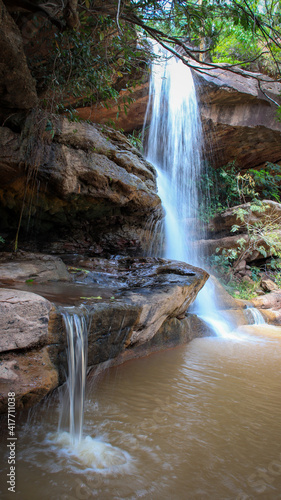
[0,115,162,254]
[86,64,281,171]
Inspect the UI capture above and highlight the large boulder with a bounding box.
[208,200,281,237]
[0,348,59,414]
[0,289,52,352]
[0,116,162,254]
[247,292,281,325]
[0,287,59,413]
[0,254,209,413]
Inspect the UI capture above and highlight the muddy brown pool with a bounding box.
[1,330,281,500]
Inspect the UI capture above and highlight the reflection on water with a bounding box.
[1,331,281,500]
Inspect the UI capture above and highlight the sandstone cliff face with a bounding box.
[85,65,281,170]
[0,115,162,254]
[196,66,281,169]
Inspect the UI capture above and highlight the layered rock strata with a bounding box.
[86,64,281,170]
[0,116,162,254]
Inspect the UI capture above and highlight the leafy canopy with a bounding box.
[15,1,281,112]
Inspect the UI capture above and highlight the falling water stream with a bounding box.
[1,44,281,500]
[144,43,234,337]
[44,307,130,473]
[60,309,88,443]
[144,43,202,264]
[245,305,266,325]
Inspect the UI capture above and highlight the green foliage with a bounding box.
[269,258,281,270]
[0,236,4,244]
[25,279,35,284]
[23,0,281,117]
[212,19,260,67]
[225,279,261,300]
[199,161,257,220]
[200,161,281,221]
[28,11,148,115]
[133,0,281,76]
[250,266,261,282]
[274,272,281,288]
[210,247,239,276]
[249,163,281,201]
[228,201,281,274]
[210,200,281,287]
[127,129,144,152]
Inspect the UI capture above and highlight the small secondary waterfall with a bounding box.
[59,307,89,443]
[51,306,130,469]
[144,44,232,336]
[245,305,266,325]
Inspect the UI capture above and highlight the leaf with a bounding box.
[45,121,53,132]
[68,266,90,274]
[80,296,103,300]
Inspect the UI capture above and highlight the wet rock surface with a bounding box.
[0,254,209,413]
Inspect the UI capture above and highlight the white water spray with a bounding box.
[51,306,130,470]
[144,43,233,336]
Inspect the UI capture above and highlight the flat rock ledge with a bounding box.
[0,255,209,413]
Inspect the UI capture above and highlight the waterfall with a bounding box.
[245,305,266,325]
[50,306,131,470]
[144,43,202,263]
[144,43,233,336]
[59,307,89,443]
